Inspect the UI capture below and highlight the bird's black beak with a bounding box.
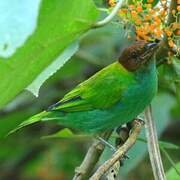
[145,42,158,50]
[140,41,159,62]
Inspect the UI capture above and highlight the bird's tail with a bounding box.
[8,110,57,136]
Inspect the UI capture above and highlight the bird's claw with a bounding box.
[120,154,130,167]
[96,136,116,152]
[133,117,145,126]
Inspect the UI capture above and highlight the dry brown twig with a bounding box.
[73,131,112,180]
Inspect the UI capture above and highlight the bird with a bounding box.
[15,40,159,134]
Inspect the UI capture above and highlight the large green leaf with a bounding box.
[0,0,98,108]
[0,0,41,58]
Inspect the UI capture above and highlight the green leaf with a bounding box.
[128,0,159,7]
[42,128,89,139]
[138,138,180,150]
[26,41,79,97]
[0,0,98,108]
[159,141,180,150]
[166,162,180,180]
[159,56,180,84]
[172,56,180,82]
[142,0,159,6]
[43,128,74,138]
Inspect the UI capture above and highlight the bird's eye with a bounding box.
[131,51,137,58]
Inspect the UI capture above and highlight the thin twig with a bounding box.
[92,0,123,28]
[73,131,112,180]
[90,119,144,180]
[144,106,166,180]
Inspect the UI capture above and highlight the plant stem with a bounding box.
[144,105,166,180]
[156,0,177,63]
[92,0,123,28]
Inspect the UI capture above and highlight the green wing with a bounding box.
[48,62,135,112]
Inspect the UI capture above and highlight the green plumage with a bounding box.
[13,41,158,134]
[50,62,135,111]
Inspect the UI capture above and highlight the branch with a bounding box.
[90,119,144,180]
[92,0,123,28]
[73,131,112,180]
[156,0,177,63]
[144,106,166,180]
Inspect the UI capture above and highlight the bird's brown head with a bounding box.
[119,41,158,71]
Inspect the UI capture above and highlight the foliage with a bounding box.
[166,162,180,180]
[0,0,98,107]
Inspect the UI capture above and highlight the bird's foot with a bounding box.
[126,117,145,131]
[97,136,129,158]
[134,117,145,125]
[120,154,130,166]
[115,126,131,166]
[96,134,130,168]
[96,136,116,152]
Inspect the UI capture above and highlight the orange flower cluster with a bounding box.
[177,0,180,11]
[109,0,116,7]
[108,0,179,48]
